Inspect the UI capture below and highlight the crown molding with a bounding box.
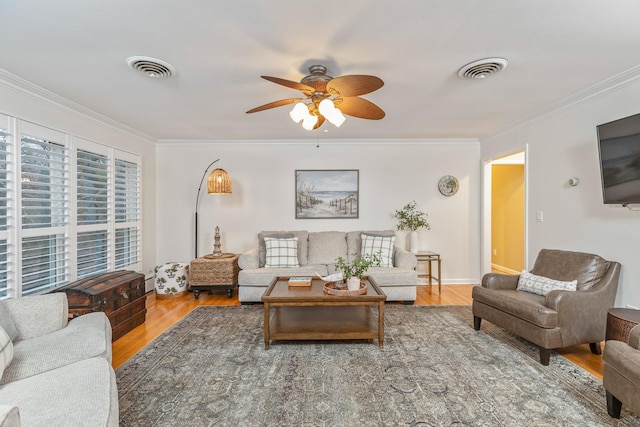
[483,64,640,141]
[0,68,156,144]
[156,138,480,147]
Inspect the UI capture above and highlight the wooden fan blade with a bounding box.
[313,115,325,130]
[261,76,314,94]
[326,75,384,97]
[246,98,303,114]
[335,97,385,120]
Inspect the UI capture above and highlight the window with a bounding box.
[76,148,109,278]
[0,120,10,298]
[114,157,140,269]
[0,117,142,297]
[20,128,69,295]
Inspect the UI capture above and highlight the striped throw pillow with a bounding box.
[264,237,300,268]
[361,233,395,267]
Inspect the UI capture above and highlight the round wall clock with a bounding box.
[438,175,459,196]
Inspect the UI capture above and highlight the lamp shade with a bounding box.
[207,168,232,194]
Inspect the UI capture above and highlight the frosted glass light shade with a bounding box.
[207,168,232,194]
[331,109,346,127]
[318,99,335,117]
[290,102,308,123]
[301,115,319,130]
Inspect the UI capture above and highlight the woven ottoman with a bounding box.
[154,262,190,299]
[189,254,239,299]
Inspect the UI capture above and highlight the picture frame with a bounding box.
[295,170,359,219]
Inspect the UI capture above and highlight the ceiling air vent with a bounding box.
[126,56,177,78]
[457,58,508,80]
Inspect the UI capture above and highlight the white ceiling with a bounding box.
[2,0,640,142]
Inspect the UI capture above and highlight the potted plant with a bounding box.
[394,200,430,253]
[335,252,382,290]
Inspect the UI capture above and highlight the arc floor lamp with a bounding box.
[194,159,232,258]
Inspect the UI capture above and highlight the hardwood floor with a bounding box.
[112,284,604,379]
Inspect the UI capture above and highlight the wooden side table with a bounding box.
[415,251,441,294]
[606,308,640,342]
[189,253,239,299]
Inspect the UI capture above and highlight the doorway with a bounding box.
[490,152,525,274]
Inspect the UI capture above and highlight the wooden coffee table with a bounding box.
[261,276,387,349]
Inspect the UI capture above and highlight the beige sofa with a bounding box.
[238,230,418,304]
[0,293,118,426]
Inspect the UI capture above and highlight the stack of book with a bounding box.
[288,277,312,287]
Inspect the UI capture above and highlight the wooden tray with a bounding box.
[323,281,367,296]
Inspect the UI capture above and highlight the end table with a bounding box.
[415,251,441,294]
[189,253,239,299]
[606,308,640,342]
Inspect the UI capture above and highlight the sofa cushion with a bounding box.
[517,270,577,296]
[0,326,13,381]
[346,230,395,263]
[308,231,347,265]
[1,312,111,385]
[365,267,417,287]
[258,231,308,267]
[0,357,118,427]
[472,287,558,328]
[361,233,395,267]
[531,249,608,291]
[264,237,299,268]
[0,309,18,342]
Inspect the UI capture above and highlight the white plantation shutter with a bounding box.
[0,117,143,298]
[20,127,69,295]
[114,156,140,269]
[0,126,11,298]
[76,148,110,278]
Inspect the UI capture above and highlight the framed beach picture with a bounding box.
[295,170,359,219]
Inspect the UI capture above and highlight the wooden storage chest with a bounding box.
[54,270,147,341]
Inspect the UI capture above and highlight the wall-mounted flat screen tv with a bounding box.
[597,112,640,205]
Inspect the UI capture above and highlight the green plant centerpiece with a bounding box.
[335,252,382,290]
[393,200,430,231]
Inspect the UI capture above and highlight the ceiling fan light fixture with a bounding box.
[331,109,346,127]
[301,114,319,130]
[289,102,308,123]
[318,99,346,127]
[318,99,335,117]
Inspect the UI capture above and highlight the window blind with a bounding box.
[0,129,10,297]
[114,158,140,269]
[76,149,110,279]
[20,133,69,293]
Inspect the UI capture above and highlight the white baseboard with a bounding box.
[491,264,520,275]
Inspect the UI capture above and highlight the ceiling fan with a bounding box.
[246,65,385,130]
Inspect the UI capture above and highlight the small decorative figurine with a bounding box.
[213,226,222,256]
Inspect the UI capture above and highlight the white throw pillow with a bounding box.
[361,233,395,267]
[517,270,577,296]
[264,237,300,268]
[0,325,14,381]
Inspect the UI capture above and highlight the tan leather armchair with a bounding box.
[472,249,621,365]
[604,324,640,418]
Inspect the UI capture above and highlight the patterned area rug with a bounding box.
[117,306,640,426]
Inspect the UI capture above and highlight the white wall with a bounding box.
[481,79,640,307]
[156,140,482,284]
[0,75,157,280]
